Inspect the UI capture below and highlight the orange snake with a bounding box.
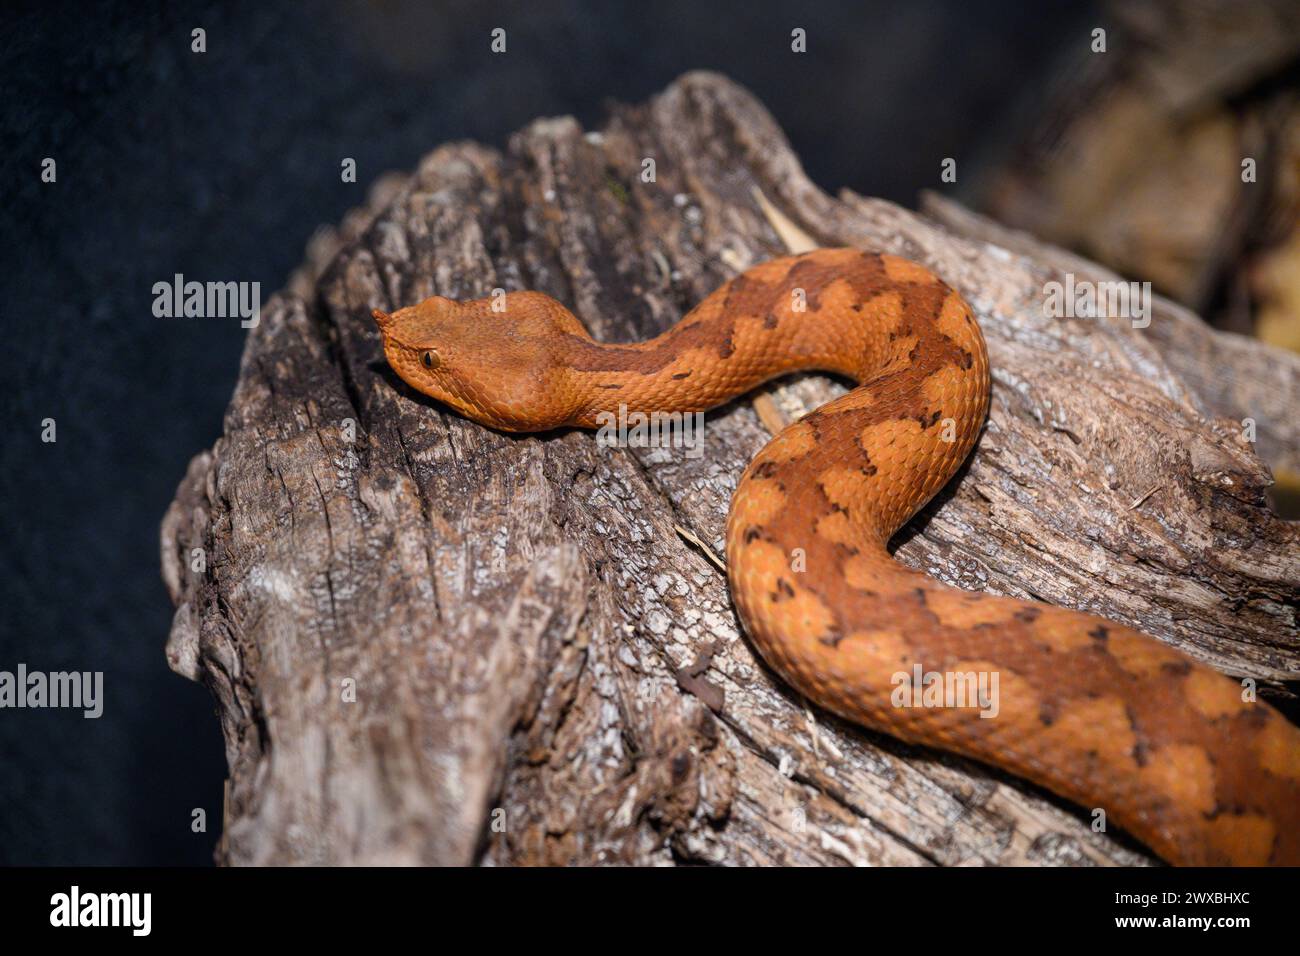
[374,247,1300,865]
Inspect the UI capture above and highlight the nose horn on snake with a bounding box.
[371,308,394,332]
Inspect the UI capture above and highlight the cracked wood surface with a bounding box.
[160,71,1300,866]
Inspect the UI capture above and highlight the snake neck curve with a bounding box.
[566,248,990,541]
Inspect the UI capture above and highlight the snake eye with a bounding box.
[420,349,440,370]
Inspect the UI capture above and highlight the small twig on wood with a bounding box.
[674,523,726,572]
[1129,485,1162,510]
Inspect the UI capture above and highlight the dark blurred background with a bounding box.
[2,0,1173,864]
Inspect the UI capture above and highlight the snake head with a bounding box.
[373,292,584,432]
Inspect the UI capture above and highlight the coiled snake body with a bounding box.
[375,247,1300,865]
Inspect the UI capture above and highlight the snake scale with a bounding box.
[374,247,1300,865]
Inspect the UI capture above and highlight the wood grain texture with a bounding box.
[160,71,1300,866]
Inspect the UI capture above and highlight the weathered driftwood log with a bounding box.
[161,71,1300,866]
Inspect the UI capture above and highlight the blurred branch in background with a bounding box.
[969,0,1300,512]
